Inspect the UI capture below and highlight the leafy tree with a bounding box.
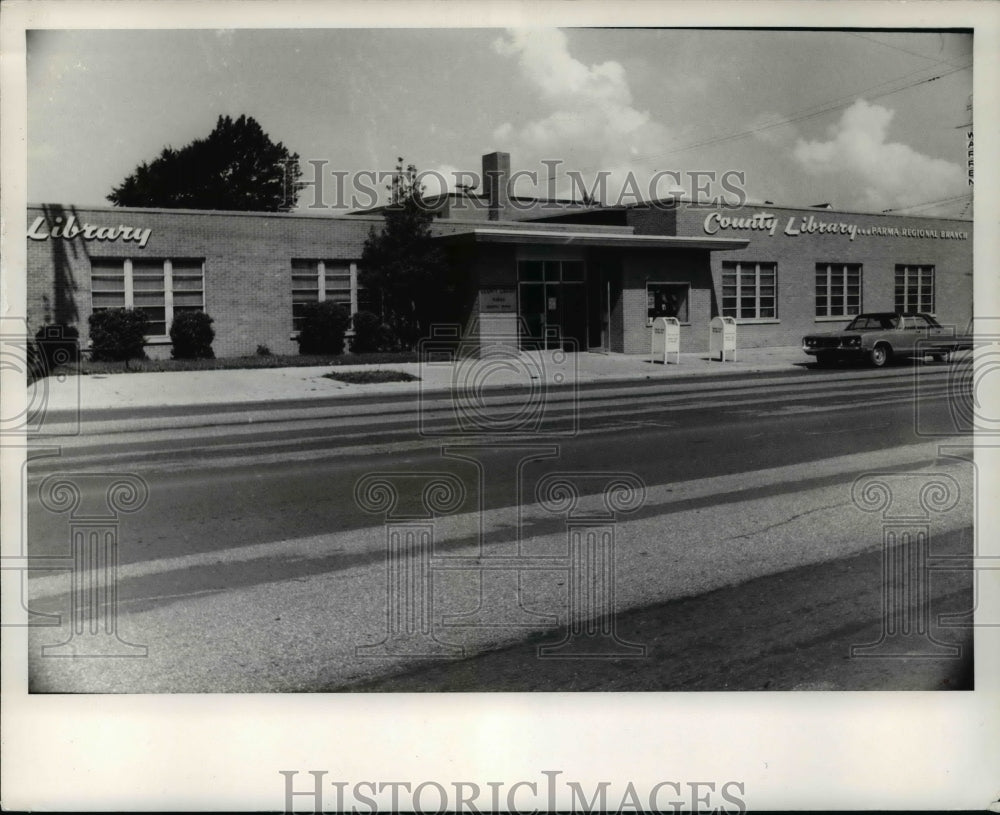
[107,115,302,211]
[360,159,456,349]
[350,310,397,353]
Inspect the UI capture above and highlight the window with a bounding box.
[646,282,690,323]
[895,265,935,313]
[815,263,862,318]
[91,258,204,337]
[721,261,777,320]
[517,259,585,283]
[292,259,361,331]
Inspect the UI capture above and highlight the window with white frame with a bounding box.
[646,282,690,323]
[815,263,862,318]
[292,259,360,331]
[91,258,204,337]
[721,261,777,320]
[895,265,935,313]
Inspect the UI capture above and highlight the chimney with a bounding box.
[482,151,511,221]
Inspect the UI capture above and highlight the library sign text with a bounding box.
[703,211,968,242]
[28,215,152,248]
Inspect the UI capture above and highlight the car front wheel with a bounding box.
[869,343,891,368]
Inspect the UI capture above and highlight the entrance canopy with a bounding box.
[434,226,749,251]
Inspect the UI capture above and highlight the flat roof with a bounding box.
[434,227,749,250]
[527,198,973,224]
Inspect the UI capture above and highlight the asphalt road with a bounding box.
[22,363,975,692]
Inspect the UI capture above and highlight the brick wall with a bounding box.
[673,203,972,349]
[27,204,378,358]
[620,248,715,354]
[27,201,974,361]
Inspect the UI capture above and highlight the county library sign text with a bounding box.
[702,211,969,242]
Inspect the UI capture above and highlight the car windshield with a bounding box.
[846,315,898,330]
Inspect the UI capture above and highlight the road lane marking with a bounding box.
[27,387,961,474]
[25,440,969,600]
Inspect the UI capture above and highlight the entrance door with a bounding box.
[518,282,545,347]
[587,264,611,351]
[560,283,587,352]
[517,260,589,351]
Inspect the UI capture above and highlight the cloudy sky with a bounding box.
[27,27,973,215]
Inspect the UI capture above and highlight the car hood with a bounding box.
[804,328,882,338]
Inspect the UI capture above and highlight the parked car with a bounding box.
[802,312,969,368]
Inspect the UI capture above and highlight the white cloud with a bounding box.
[491,29,670,200]
[417,163,462,197]
[793,99,965,211]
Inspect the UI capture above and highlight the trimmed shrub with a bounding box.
[256,344,272,357]
[296,301,350,355]
[170,311,216,359]
[89,308,149,362]
[350,310,397,353]
[30,323,80,378]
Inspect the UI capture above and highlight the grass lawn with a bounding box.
[323,370,420,384]
[38,351,419,380]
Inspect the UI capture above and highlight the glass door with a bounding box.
[518,282,545,349]
[517,259,588,351]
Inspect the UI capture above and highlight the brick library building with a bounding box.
[26,152,973,359]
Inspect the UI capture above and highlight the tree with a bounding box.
[107,115,302,211]
[360,159,455,348]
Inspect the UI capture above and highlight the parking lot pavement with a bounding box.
[27,346,813,415]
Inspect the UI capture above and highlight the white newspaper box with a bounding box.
[709,316,737,361]
[650,316,681,364]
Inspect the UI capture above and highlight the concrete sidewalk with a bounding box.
[30,346,811,413]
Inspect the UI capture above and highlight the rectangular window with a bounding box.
[91,258,204,338]
[517,260,586,283]
[291,259,362,331]
[895,265,935,313]
[721,261,777,320]
[815,263,862,318]
[324,262,352,310]
[646,282,690,324]
[90,259,126,311]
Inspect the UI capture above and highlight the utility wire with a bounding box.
[847,32,970,71]
[881,192,972,214]
[548,61,970,188]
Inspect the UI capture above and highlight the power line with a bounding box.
[545,61,970,188]
[881,192,972,214]
[847,32,969,71]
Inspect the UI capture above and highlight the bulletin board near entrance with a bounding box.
[479,287,516,313]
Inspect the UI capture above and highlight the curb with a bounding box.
[30,363,954,435]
